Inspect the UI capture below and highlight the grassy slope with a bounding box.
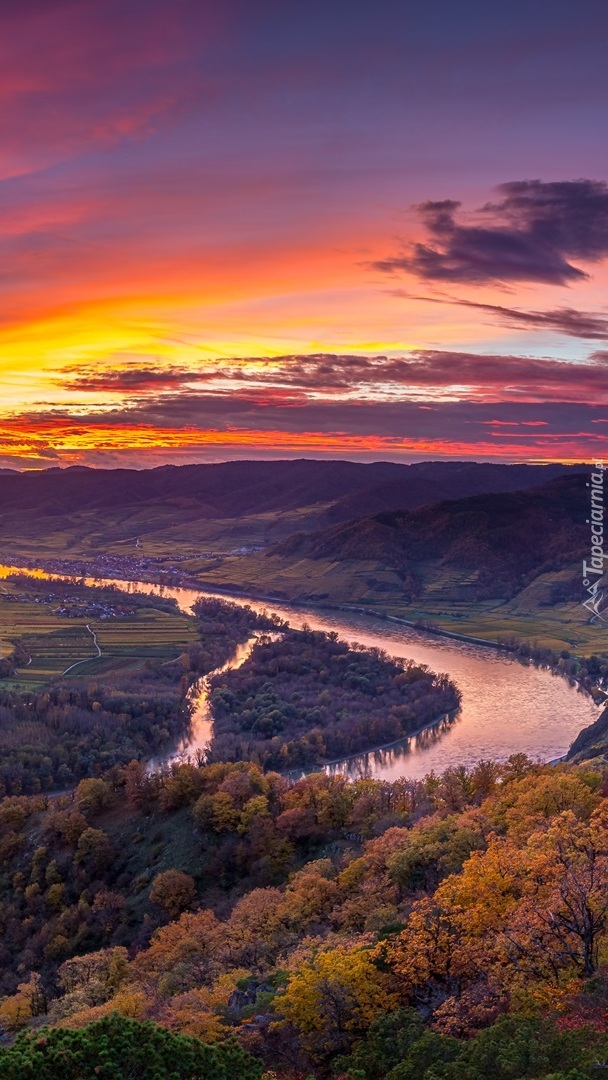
[184,550,606,653]
[0,503,327,559]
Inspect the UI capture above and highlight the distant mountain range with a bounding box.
[2,459,600,654]
[0,457,579,530]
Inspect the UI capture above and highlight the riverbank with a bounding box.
[1,561,601,780]
[135,577,605,707]
[5,554,606,710]
[2,555,599,657]
[315,709,457,772]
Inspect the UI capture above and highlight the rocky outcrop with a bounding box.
[567,706,608,761]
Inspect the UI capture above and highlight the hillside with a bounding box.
[0,459,577,559]
[193,473,608,654]
[2,461,602,654]
[273,472,586,593]
[3,756,608,1077]
[316,460,580,527]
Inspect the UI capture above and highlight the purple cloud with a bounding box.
[374,180,608,285]
[62,350,608,403]
[391,291,608,341]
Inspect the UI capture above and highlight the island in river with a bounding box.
[0,564,601,787]
[205,625,460,770]
[0,573,458,791]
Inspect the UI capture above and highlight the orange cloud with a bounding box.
[0,413,600,470]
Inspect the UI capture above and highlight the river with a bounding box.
[1,564,600,781]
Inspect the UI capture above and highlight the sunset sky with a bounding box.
[1,0,608,469]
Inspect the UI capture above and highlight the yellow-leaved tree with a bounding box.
[278,945,398,1058]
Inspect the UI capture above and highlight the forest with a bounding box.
[0,586,458,792]
[208,629,460,768]
[0,594,283,795]
[1,754,608,1077]
[1,586,607,1078]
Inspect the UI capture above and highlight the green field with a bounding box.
[0,585,198,689]
[0,503,323,560]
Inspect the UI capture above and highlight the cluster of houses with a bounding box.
[4,591,135,620]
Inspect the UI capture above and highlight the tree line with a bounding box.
[0,595,284,795]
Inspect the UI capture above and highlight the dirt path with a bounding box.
[61,624,102,676]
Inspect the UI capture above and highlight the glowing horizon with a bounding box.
[1,2,607,469]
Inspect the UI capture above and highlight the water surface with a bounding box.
[1,564,598,780]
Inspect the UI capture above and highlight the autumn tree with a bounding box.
[74,778,113,816]
[279,945,398,1057]
[150,870,197,918]
[501,807,608,979]
[134,909,224,995]
[0,974,46,1033]
[74,826,113,872]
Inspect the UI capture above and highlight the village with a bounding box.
[1,589,137,620]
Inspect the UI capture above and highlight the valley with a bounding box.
[4,463,603,657]
[1,462,607,1078]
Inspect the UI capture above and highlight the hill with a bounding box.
[272,472,586,595]
[3,755,608,1077]
[0,459,578,559]
[1,461,600,655]
[315,460,580,527]
[192,473,607,654]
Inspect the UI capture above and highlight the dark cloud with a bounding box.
[373,180,608,285]
[11,374,608,464]
[18,395,608,451]
[63,350,608,403]
[61,365,218,392]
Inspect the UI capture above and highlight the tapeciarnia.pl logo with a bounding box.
[582,461,607,623]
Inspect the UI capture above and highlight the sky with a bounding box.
[1,0,608,470]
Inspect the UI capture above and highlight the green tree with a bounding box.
[381,1015,607,1080]
[0,1013,263,1079]
[335,1009,425,1079]
[74,826,113,872]
[385,1029,460,1079]
[439,1015,602,1080]
[74,778,113,816]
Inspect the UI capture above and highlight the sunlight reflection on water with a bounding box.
[0,565,599,780]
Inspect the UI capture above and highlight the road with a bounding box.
[61,624,102,676]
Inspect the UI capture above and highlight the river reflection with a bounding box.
[0,564,600,781]
[326,714,459,781]
[147,635,260,772]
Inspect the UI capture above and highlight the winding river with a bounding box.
[1,564,600,781]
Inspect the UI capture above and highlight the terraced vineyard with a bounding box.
[0,585,198,689]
